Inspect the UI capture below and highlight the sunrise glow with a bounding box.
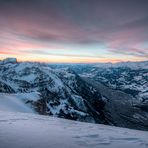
[0,0,148,63]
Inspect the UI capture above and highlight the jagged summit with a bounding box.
[1,57,17,64]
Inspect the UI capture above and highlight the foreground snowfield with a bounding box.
[0,111,148,148]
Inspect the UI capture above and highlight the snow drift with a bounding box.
[0,111,148,148]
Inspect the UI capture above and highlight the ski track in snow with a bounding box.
[0,111,148,148]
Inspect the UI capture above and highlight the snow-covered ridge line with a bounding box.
[92,61,148,69]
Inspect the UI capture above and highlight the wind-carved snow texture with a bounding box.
[0,111,148,148]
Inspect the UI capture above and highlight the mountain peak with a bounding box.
[2,58,17,64]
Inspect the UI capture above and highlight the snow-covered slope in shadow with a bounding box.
[0,111,148,148]
[0,93,39,113]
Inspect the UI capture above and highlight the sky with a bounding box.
[0,0,148,63]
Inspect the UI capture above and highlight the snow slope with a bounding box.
[0,111,148,148]
[0,93,39,113]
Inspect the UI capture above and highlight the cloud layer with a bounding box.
[0,0,148,62]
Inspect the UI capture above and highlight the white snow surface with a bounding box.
[0,93,39,113]
[0,111,148,148]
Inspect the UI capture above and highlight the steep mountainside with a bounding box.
[0,58,107,124]
[77,61,148,102]
[0,58,148,130]
[50,61,148,130]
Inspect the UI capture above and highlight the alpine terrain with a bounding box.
[0,58,148,131]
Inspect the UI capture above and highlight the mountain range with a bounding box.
[0,58,148,130]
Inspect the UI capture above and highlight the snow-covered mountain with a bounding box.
[0,58,148,131]
[50,61,148,130]
[75,61,148,102]
[0,58,107,124]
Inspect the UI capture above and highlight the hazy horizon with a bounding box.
[1,57,148,64]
